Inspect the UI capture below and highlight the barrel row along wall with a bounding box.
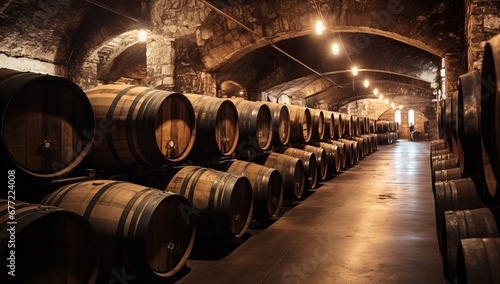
[0,70,401,282]
[428,34,500,284]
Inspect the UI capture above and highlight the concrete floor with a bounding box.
[176,140,444,284]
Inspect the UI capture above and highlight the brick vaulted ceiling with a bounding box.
[0,0,464,109]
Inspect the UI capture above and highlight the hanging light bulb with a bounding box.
[315,20,325,35]
[363,79,369,88]
[399,105,403,110]
[379,94,383,100]
[332,42,339,55]
[385,98,389,104]
[374,88,379,95]
[352,67,358,76]
[391,102,395,109]
[138,29,147,42]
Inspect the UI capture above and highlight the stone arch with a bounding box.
[198,0,460,71]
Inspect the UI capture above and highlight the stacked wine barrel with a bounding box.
[429,34,500,284]
[375,120,399,145]
[0,68,400,282]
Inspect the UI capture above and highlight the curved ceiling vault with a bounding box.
[0,0,463,112]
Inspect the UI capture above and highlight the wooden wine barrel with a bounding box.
[330,140,347,170]
[342,115,353,138]
[309,109,325,141]
[294,144,328,181]
[442,207,499,282]
[0,199,100,284]
[166,166,252,239]
[0,69,94,178]
[450,91,460,165]
[435,167,462,183]
[324,111,335,139]
[480,35,500,199]
[431,158,458,183]
[312,142,341,174]
[282,148,318,189]
[263,152,305,200]
[376,121,390,133]
[457,71,482,179]
[230,99,272,152]
[353,137,365,161]
[338,139,357,166]
[84,84,195,169]
[377,133,391,145]
[369,133,378,151]
[226,161,283,219]
[262,102,291,146]
[352,116,360,136]
[457,237,500,284]
[42,180,196,279]
[434,178,485,254]
[332,112,344,139]
[287,105,312,143]
[184,93,239,158]
[431,140,448,151]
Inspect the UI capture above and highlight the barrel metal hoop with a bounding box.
[126,88,155,166]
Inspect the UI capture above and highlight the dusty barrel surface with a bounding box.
[442,207,500,282]
[339,138,358,165]
[457,237,500,284]
[281,148,318,189]
[0,199,100,284]
[342,115,353,138]
[262,102,291,146]
[84,84,196,169]
[434,178,485,254]
[184,93,239,158]
[263,152,305,200]
[309,109,325,141]
[312,142,341,174]
[457,71,482,178]
[332,112,344,139]
[41,180,196,279]
[324,111,335,139]
[226,160,283,219]
[295,144,328,181]
[166,166,253,239]
[230,99,273,152]
[480,34,500,199]
[287,105,312,144]
[0,69,95,179]
[330,140,347,169]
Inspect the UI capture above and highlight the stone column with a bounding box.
[146,35,175,90]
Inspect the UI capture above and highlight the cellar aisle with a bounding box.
[177,140,443,284]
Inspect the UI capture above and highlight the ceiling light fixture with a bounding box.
[391,102,395,108]
[138,29,147,42]
[363,79,369,88]
[352,67,358,76]
[315,20,325,35]
[385,98,389,104]
[332,42,339,55]
[379,94,383,100]
[374,88,379,95]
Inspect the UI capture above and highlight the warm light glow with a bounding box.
[374,88,379,95]
[332,43,340,55]
[385,98,389,104]
[315,20,325,35]
[363,80,369,88]
[391,102,395,108]
[138,29,147,42]
[399,105,403,110]
[352,67,358,76]
[379,94,383,100]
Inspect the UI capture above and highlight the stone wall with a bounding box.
[465,0,500,71]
